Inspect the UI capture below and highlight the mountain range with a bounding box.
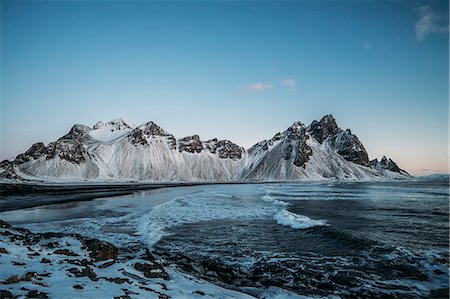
[0,115,410,182]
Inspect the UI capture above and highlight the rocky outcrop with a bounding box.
[14,143,47,164]
[0,220,171,298]
[178,135,203,153]
[204,139,244,160]
[332,129,369,166]
[45,141,88,164]
[369,156,407,174]
[307,114,340,144]
[93,119,133,131]
[285,122,313,168]
[307,115,369,166]
[128,122,177,149]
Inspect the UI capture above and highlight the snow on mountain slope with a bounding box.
[0,115,411,182]
[89,119,135,143]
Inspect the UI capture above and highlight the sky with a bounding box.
[1,0,448,176]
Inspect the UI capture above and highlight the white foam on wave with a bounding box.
[138,189,279,247]
[274,209,327,229]
[262,194,289,206]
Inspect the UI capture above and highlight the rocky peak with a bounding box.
[60,124,91,142]
[14,142,48,164]
[283,122,312,168]
[203,138,219,154]
[93,119,134,131]
[136,121,168,136]
[216,140,244,160]
[285,121,309,141]
[204,139,243,160]
[307,114,340,144]
[332,129,369,166]
[128,121,176,149]
[178,135,203,153]
[369,156,406,174]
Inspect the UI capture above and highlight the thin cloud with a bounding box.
[245,82,273,91]
[281,79,297,91]
[415,5,448,41]
[363,40,371,50]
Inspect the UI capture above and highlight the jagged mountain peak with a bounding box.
[307,114,340,144]
[127,121,177,149]
[369,156,407,174]
[178,135,203,153]
[1,115,411,182]
[135,121,168,135]
[93,118,135,130]
[60,124,91,141]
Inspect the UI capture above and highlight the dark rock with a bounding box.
[3,275,21,284]
[73,284,83,289]
[60,124,91,142]
[53,249,78,256]
[107,277,129,284]
[369,156,408,174]
[0,290,14,299]
[217,140,243,160]
[80,237,118,261]
[14,143,47,164]
[127,122,177,149]
[307,115,369,166]
[45,141,88,164]
[67,266,98,281]
[93,119,133,131]
[65,258,91,267]
[193,290,206,296]
[11,261,26,266]
[284,144,293,160]
[40,258,51,264]
[43,242,58,249]
[204,139,243,160]
[134,262,170,280]
[333,129,369,166]
[0,247,8,254]
[178,135,203,153]
[25,290,48,299]
[307,114,340,144]
[0,163,19,180]
[201,259,237,284]
[286,122,313,168]
[203,138,219,154]
[98,260,115,268]
[0,220,12,229]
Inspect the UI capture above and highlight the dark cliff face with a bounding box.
[332,129,369,166]
[308,115,340,144]
[13,124,91,166]
[128,122,177,149]
[178,135,203,153]
[248,122,312,169]
[307,114,369,166]
[284,123,312,168]
[204,139,243,160]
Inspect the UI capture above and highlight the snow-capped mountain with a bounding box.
[0,115,411,182]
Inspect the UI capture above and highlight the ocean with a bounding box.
[1,180,448,298]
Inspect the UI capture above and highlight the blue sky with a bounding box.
[1,0,448,175]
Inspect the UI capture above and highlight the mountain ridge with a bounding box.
[0,114,411,182]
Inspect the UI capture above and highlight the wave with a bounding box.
[274,209,327,229]
[138,188,280,247]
